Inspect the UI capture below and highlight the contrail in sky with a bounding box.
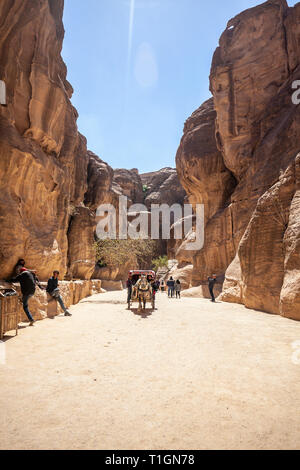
[120,0,136,141]
[126,0,135,84]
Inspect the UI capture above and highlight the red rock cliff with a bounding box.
[176,0,300,320]
[0,0,119,281]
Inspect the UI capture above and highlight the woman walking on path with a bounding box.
[175,280,181,299]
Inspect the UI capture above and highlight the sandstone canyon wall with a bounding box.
[1,0,299,320]
[141,168,186,208]
[176,0,300,320]
[0,0,123,282]
[0,0,184,286]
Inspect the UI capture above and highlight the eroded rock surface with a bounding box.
[176,0,300,319]
[0,0,88,279]
[141,168,186,208]
[0,1,120,282]
[113,168,144,205]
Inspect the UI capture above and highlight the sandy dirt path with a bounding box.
[0,291,299,450]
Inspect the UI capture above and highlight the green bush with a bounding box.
[152,255,169,272]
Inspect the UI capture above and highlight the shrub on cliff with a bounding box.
[152,255,168,272]
[94,239,160,270]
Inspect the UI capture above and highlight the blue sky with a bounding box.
[62,0,296,173]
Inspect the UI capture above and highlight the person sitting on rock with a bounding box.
[208,274,217,302]
[47,271,72,317]
[6,269,44,325]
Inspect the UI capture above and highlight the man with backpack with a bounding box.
[7,268,44,325]
[13,258,36,276]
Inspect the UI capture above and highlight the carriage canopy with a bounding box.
[128,270,156,283]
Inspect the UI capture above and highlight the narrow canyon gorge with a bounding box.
[0,0,299,320]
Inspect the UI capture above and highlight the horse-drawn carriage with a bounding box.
[127,270,156,311]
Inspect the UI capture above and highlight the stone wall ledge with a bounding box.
[0,280,103,323]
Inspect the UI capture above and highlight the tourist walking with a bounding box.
[208,275,217,302]
[167,277,175,298]
[175,280,181,298]
[47,271,72,316]
[151,279,159,294]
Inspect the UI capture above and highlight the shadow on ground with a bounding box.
[130,308,157,319]
[1,325,27,342]
[80,300,126,305]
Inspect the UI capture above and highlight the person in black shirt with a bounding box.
[47,271,71,316]
[8,269,43,325]
[126,274,133,308]
[150,278,159,293]
[14,258,26,276]
[13,258,36,277]
[208,275,217,302]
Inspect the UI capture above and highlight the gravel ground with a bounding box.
[0,290,299,450]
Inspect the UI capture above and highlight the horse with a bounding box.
[135,275,152,311]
